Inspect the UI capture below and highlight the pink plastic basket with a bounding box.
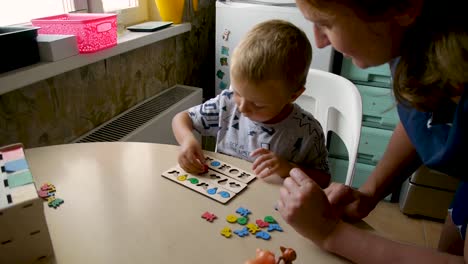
[31,13,117,53]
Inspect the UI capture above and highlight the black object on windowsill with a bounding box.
[0,26,40,74]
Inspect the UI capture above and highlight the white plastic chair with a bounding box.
[296,69,362,186]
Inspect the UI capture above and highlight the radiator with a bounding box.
[74,85,203,145]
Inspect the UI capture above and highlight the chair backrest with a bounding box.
[296,69,362,186]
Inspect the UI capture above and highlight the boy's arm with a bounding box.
[172,111,197,146]
[172,111,205,173]
[298,129,331,188]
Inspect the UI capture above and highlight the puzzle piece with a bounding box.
[237,216,248,225]
[37,190,51,199]
[177,175,187,181]
[188,178,199,184]
[226,214,238,223]
[48,198,64,209]
[40,183,55,192]
[267,223,283,232]
[255,231,271,240]
[218,191,230,198]
[220,227,232,238]
[47,196,56,203]
[256,219,269,228]
[207,187,218,195]
[264,216,277,224]
[236,207,251,217]
[246,223,261,234]
[201,212,217,222]
[234,227,249,237]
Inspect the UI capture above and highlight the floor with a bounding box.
[362,201,445,248]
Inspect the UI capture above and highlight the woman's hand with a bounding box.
[277,168,340,247]
[178,137,205,174]
[251,148,293,178]
[325,182,378,222]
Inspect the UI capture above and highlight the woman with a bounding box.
[276,0,468,263]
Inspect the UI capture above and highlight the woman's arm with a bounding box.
[278,169,467,264]
[323,221,466,264]
[326,122,422,221]
[359,122,421,200]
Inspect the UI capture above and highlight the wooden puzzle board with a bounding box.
[161,155,256,204]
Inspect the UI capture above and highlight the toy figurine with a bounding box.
[245,247,296,264]
[245,249,276,264]
[277,246,296,264]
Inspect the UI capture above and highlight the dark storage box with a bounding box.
[0,26,40,74]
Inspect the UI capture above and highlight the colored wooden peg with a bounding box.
[37,190,50,199]
[246,223,261,234]
[255,231,271,240]
[267,223,283,232]
[234,227,249,237]
[237,216,248,225]
[226,214,238,223]
[264,216,276,224]
[177,175,187,181]
[40,183,55,191]
[201,211,217,222]
[207,187,218,195]
[256,219,269,228]
[236,206,251,217]
[211,161,221,167]
[48,198,64,209]
[188,178,199,184]
[220,227,232,238]
[218,191,230,198]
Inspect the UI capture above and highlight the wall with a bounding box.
[0,1,214,148]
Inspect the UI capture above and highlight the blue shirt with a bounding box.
[397,90,467,180]
[391,58,467,240]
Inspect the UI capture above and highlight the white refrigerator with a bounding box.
[215,0,334,95]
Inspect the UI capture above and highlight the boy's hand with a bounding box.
[251,148,293,178]
[178,137,205,174]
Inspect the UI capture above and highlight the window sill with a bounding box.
[0,23,191,96]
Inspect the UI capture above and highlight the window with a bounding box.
[0,0,78,26]
[89,0,148,26]
[102,0,139,12]
[0,0,146,27]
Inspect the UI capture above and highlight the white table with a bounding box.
[26,142,348,264]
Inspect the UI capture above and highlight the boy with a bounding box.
[172,19,330,187]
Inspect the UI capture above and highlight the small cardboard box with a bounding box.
[37,34,78,62]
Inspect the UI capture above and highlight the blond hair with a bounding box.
[230,19,312,92]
